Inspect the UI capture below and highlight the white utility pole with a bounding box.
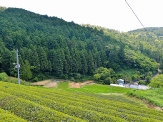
[15,49,20,84]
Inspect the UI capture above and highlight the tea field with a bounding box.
[0,81,163,122]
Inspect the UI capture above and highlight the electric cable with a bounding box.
[125,0,148,32]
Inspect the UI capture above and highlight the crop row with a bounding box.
[0,91,86,122]
[0,88,126,122]
[0,82,163,121]
[7,82,162,118]
[0,82,145,112]
[0,108,26,122]
[2,86,162,122]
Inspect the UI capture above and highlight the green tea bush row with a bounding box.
[0,108,27,122]
[0,91,85,122]
[0,86,126,122]
[0,82,163,121]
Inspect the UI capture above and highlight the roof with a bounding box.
[117,79,124,82]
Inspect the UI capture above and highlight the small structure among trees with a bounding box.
[117,79,124,85]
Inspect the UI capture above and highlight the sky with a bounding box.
[1,0,163,32]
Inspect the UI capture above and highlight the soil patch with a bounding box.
[70,80,95,88]
[31,79,59,88]
[31,80,95,88]
[145,101,163,111]
[44,82,58,88]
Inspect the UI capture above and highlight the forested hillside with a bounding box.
[0,7,159,82]
[128,27,163,63]
[91,26,163,63]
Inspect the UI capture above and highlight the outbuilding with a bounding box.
[117,79,124,85]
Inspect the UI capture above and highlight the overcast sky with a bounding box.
[1,0,163,32]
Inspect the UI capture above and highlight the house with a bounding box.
[117,79,124,85]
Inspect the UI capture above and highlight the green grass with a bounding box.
[0,72,30,85]
[66,84,132,94]
[128,88,163,107]
[57,81,69,89]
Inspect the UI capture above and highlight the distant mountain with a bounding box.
[0,7,158,82]
[129,27,163,37]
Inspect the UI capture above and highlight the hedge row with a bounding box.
[0,91,85,122]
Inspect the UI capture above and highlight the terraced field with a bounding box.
[0,81,163,122]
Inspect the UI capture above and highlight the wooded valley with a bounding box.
[0,7,163,84]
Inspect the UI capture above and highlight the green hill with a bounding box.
[127,27,163,63]
[0,81,163,121]
[0,7,159,83]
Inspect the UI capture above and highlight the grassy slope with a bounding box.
[128,88,163,107]
[0,72,30,85]
[67,84,132,94]
[58,81,163,109]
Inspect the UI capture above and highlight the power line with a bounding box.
[125,0,148,32]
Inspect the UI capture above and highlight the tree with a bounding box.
[21,60,32,81]
[63,47,71,74]
[37,47,48,72]
[94,67,115,84]
[79,51,88,75]
[53,49,64,77]
[29,45,40,73]
[87,51,94,75]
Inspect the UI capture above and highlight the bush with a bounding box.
[0,72,8,81]
[138,80,146,85]
[149,74,163,88]
[94,67,114,84]
[32,77,38,82]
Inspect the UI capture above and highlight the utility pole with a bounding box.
[14,49,20,84]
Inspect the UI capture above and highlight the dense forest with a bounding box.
[0,7,160,83]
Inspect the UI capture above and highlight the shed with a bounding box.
[117,79,124,85]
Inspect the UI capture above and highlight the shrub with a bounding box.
[0,72,8,81]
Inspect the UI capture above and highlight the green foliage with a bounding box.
[128,88,163,107]
[0,81,163,122]
[138,80,146,85]
[21,60,32,81]
[149,74,163,88]
[125,49,158,72]
[0,108,27,122]
[0,7,159,82]
[0,72,8,81]
[94,67,115,84]
[0,72,29,85]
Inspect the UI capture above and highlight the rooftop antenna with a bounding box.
[13,49,20,84]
